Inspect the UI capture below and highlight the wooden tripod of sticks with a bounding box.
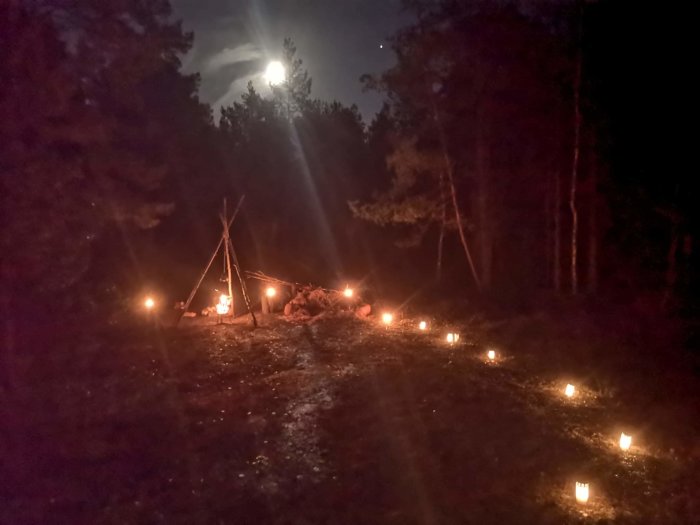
[176,197,258,327]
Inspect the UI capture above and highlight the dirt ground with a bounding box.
[2,311,699,524]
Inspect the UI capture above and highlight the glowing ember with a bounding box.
[565,384,576,398]
[487,349,496,361]
[265,286,277,298]
[418,321,427,331]
[575,482,589,504]
[343,287,354,298]
[446,333,459,344]
[619,432,632,451]
[381,312,394,325]
[144,297,155,310]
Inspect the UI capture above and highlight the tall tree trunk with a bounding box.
[570,13,583,295]
[436,216,445,281]
[475,112,492,288]
[436,174,446,281]
[662,227,679,308]
[553,170,562,292]
[545,170,552,287]
[587,157,598,293]
[445,163,481,290]
[432,102,481,290]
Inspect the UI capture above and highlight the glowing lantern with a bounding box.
[575,482,589,504]
[619,432,632,451]
[144,297,155,310]
[446,333,459,344]
[343,287,354,298]
[487,349,496,361]
[381,312,394,325]
[565,384,576,398]
[265,286,277,298]
[418,321,427,331]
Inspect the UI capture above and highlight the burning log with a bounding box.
[280,284,370,321]
[245,271,369,320]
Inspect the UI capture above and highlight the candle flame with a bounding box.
[575,482,589,504]
[265,286,276,298]
[619,432,632,451]
[144,297,155,310]
[565,384,575,398]
[418,321,427,331]
[487,349,496,360]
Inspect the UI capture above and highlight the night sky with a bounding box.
[171,0,411,121]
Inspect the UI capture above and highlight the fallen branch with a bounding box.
[245,271,339,293]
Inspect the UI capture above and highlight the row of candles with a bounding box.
[378,309,634,507]
[146,287,632,507]
[143,286,352,311]
[143,285,287,317]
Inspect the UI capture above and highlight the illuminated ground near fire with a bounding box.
[3,314,698,524]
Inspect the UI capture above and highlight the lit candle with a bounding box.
[619,432,632,451]
[144,297,155,310]
[418,321,427,331]
[575,482,589,504]
[565,384,575,398]
[381,312,393,325]
[487,349,496,361]
[343,287,354,298]
[265,286,276,298]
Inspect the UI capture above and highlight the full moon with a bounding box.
[264,61,285,86]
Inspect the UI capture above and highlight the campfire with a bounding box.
[245,272,371,321]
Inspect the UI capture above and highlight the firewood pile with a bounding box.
[283,285,371,320]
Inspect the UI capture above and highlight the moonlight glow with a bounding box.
[264,61,285,85]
